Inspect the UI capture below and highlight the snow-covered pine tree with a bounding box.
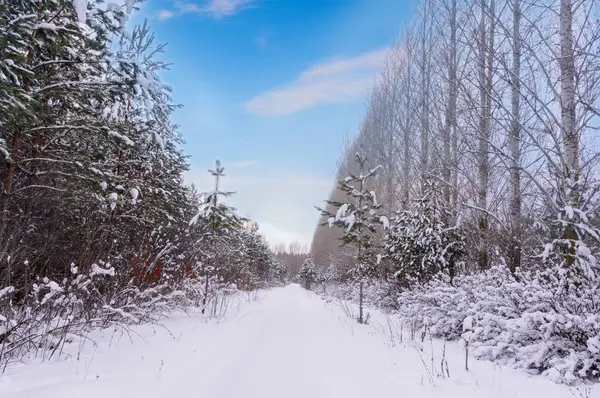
[384,178,465,284]
[533,178,600,378]
[0,0,140,283]
[237,221,273,288]
[269,258,288,285]
[298,257,317,290]
[316,153,384,323]
[0,1,293,366]
[0,1,224,363]
[189,160,244,313]
[98,21,191,288]
[0,1,34,130]
[537,172,600,287]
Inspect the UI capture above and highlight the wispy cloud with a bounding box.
[157,0,255,21]
[244,47,388,117]
[201,0,255,18]
[157,10,175,20]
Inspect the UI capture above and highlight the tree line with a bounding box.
[310,0,600,384]
[0,0,284,367]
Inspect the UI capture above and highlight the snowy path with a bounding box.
[0,284,595,398]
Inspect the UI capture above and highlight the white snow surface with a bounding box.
[0,284,596,398]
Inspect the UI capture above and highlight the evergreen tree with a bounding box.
[298,257,317,290]
[100,21,191,287]
[316,153,384,323]
[0,1,290,366]
[0,1,34,129]
[189,160,243,313]
[0,0,139,285]
[269,258,288,285]
[245,222,272,283]
[384,179,465,284]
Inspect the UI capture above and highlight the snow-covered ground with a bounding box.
[0,284,597,398]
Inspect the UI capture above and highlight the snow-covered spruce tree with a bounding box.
[0,1,34,130]
[238,221,274,288]
[269,258,288,285]
[298,257,317,290]
[0,1,252,365]
[0,0,144,288]
[384,178,465,284]
[95,20,192,290]
[524,178,600,381]
[316,153,384,324]
[0,0,199,329]
[189,160,244,314]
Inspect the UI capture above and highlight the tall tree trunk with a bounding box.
[1,132,21,228]
[420,3,430,189]
[477,0,488,270]
[359,280,364,324]
[402,46,412,210]
[509,0,522,274]
[403,45,413,209]
[559,0,578,265]
[387,84,396,211]
[444,0,457,214]
[357,167,364,324]
[477,0,493,270]
[446,0,458,280]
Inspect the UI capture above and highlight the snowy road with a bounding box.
[0,284,593,398]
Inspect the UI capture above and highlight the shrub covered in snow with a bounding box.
[394,264,600,384]
[384,179,465,284]
[0,262,150,365]
[298,258,318,290]
[326,235,600,383]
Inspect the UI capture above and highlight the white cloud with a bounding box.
[176,2,202,13]
[201,0,255,19]
[156,10,175,20]
[244,47,389,117]
[183,165,332,247]
[162,0,255,20]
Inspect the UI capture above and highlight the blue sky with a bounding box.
[136,0,416,246]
